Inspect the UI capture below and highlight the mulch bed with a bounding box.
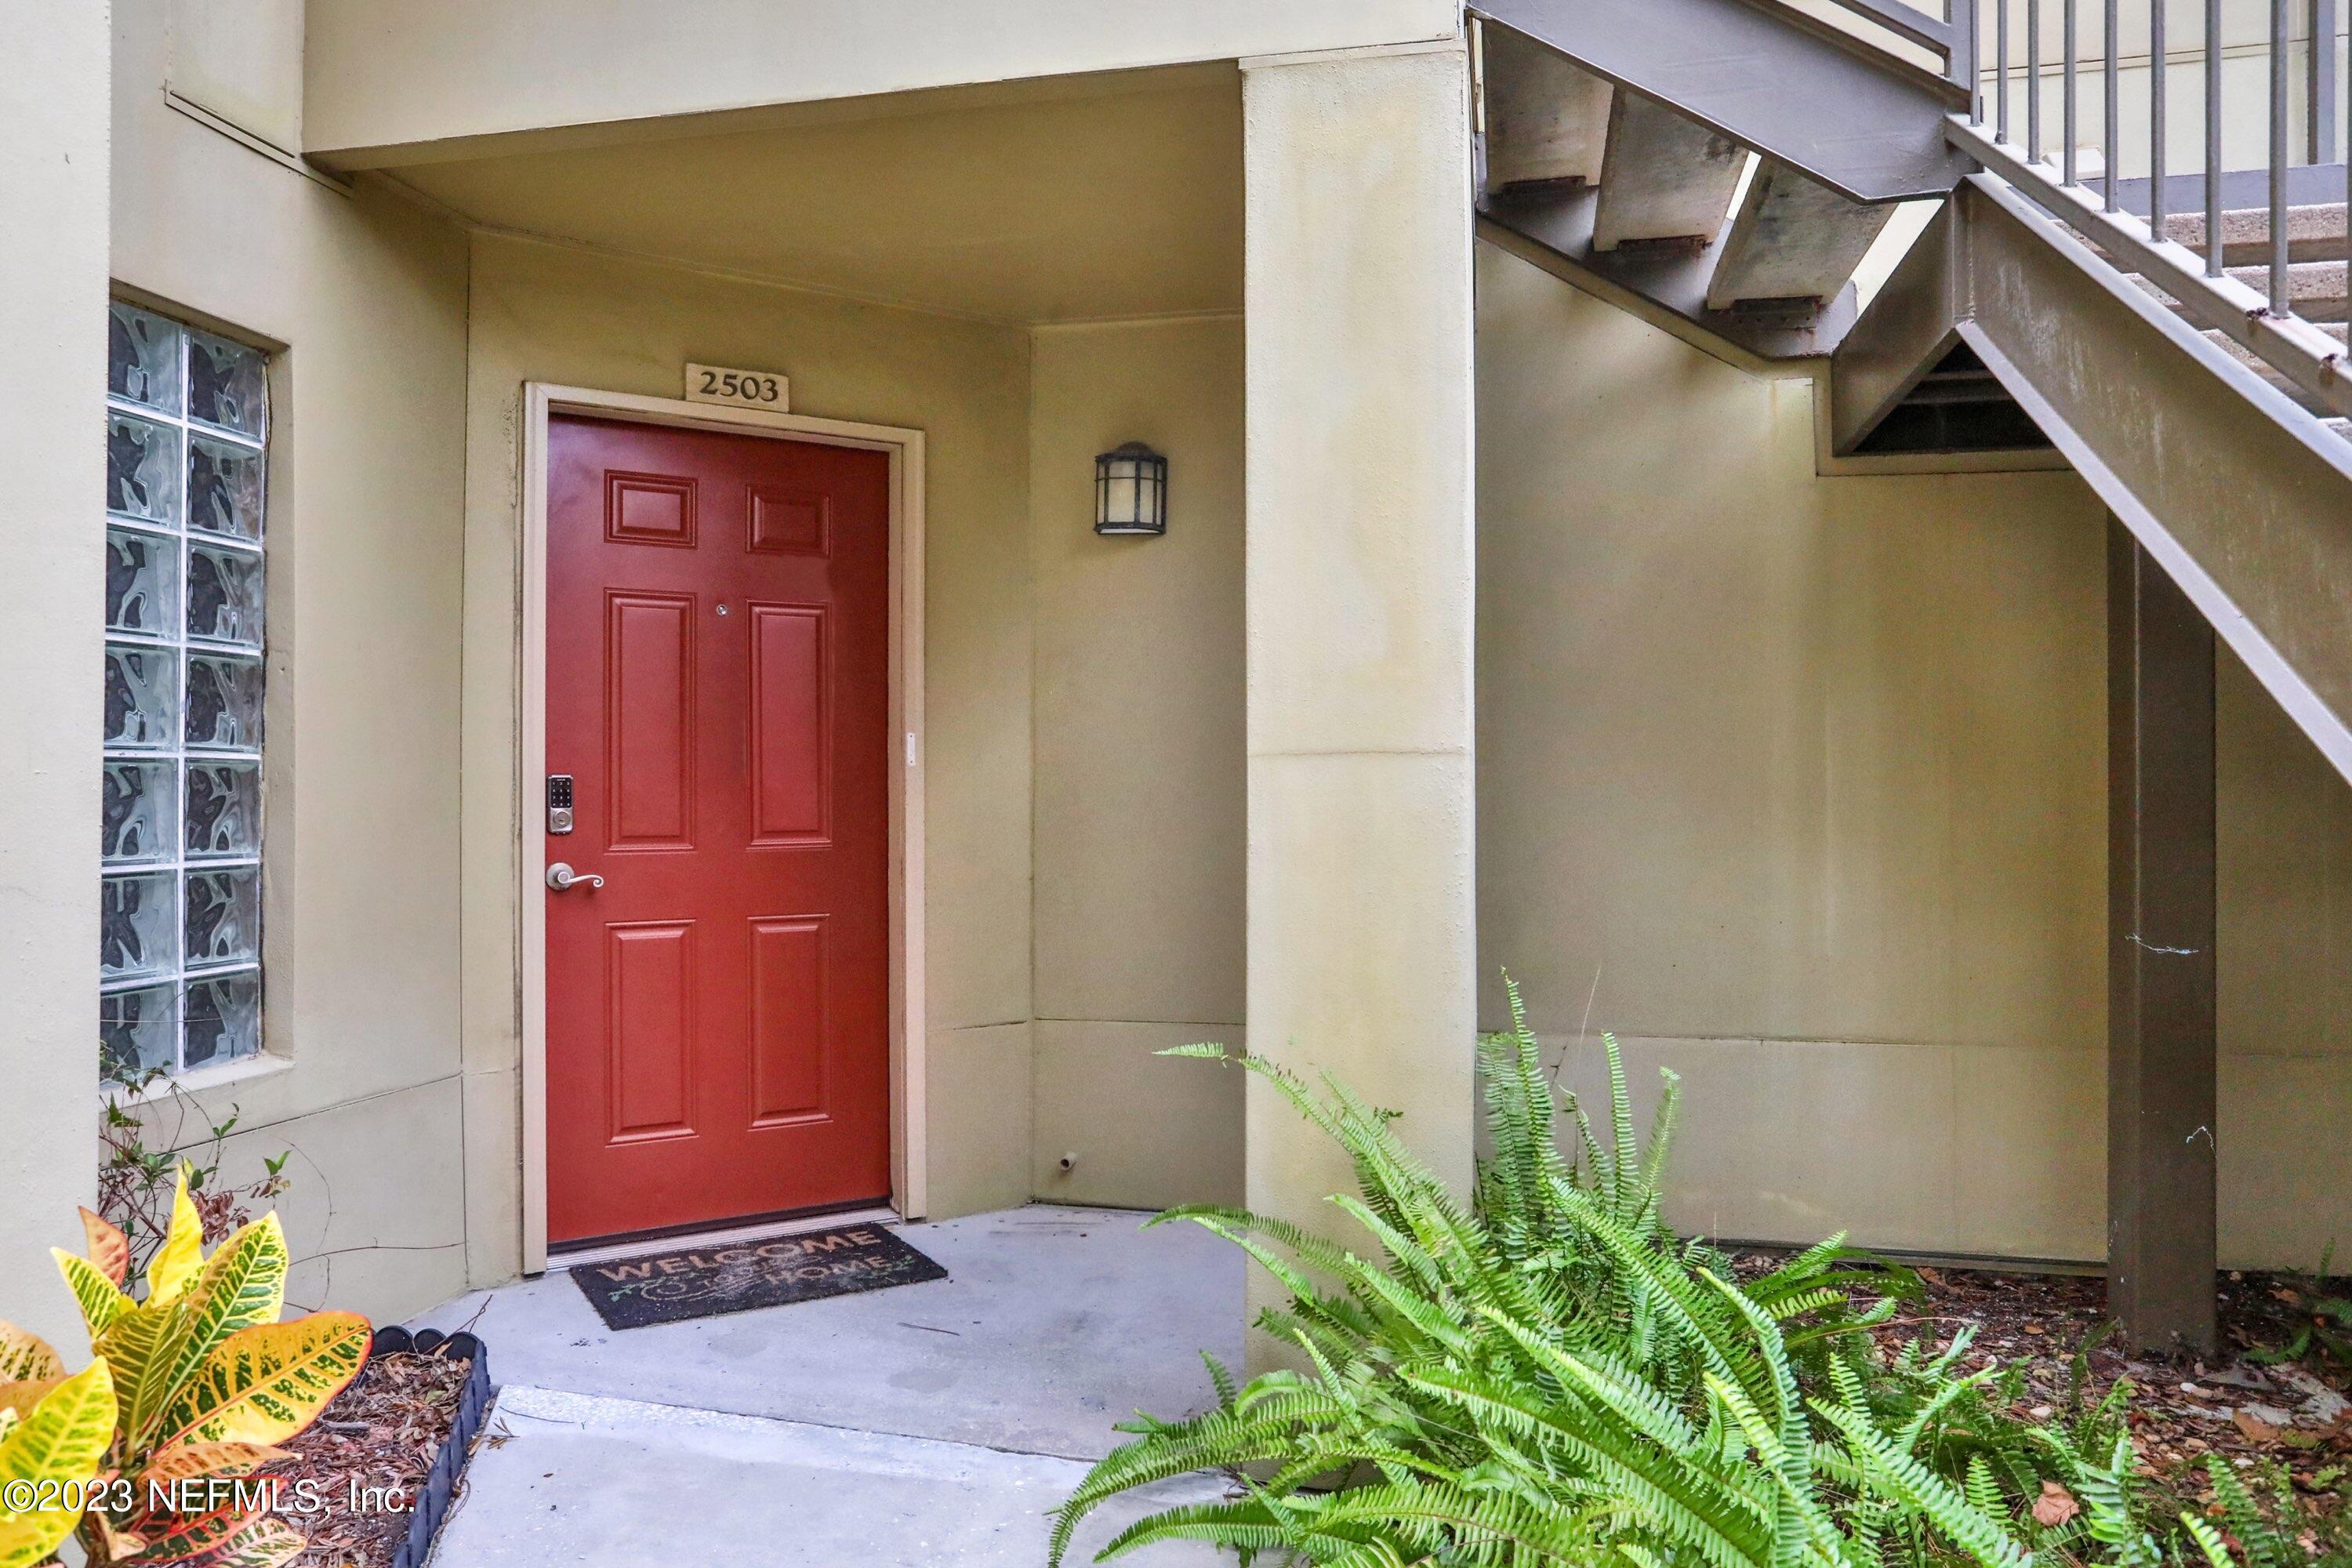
[263,1345,475,1568]
[1866,1266,2351,1483]
[1758,1256,2352,1541]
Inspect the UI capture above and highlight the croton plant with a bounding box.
[0,1167,368,1568]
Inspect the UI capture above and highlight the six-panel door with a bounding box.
[545,414,891,1244]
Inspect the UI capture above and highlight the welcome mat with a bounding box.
[568,1221,948,1330]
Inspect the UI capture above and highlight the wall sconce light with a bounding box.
[1094,441,1167,536]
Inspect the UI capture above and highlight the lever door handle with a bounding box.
[546,862,605,891]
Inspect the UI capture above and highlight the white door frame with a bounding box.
[517,382,927,1274]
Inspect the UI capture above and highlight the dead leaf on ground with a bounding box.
[2236,1410,2285,1443]
[2033,1481,2082,1527]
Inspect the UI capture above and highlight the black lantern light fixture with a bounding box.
[1094,441,1167,536]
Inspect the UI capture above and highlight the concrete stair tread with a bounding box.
[1706,161,1896,313]
[1591,91,1747,252]
[2128,263,2348,325]
[1483,27,1613,191]
[2198,324,2352,421]
[2155,202,2348,267]
[2219,258,2349,318]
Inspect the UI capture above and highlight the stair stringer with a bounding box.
[1827,200,1966,444]
[1837,174,2352,788]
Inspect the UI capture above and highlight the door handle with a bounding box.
[547,862,605,891]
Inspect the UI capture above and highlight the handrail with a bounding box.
[1951,0,2350,418]
[1816,0,1957,52]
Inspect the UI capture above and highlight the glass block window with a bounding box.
[103,301,268,1080]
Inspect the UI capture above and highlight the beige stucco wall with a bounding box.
[372,67,1244,330]
[303,0,1455,165]
[1476,238,2352,1269]
[0,0,109,1348]
[1243,43,1480,1354]
[99,0,474,1327]
[166,0,306,155]
[2216,649,2352,1268]
[458,234,1037,1280]
[1028,318,1248,1210]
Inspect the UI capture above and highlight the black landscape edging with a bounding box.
[367,1326,493,1568]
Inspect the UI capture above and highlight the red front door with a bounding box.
[544,414,891,1245]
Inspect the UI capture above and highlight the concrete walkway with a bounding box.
[412,1206,1245,1564]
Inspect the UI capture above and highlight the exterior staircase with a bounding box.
[1470,0,2352,1355]
[1475,13,1938,360]
[1469,0,2352,793]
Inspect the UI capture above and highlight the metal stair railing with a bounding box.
[1943,0,2351,417]
[1816,0,1965,60]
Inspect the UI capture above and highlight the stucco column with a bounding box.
[0,2,107,1345]
[1240,41,1478,1350]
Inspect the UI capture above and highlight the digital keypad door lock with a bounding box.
[547,775,575,835]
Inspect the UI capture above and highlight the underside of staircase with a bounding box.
[1467,0,2352,1357]
[1472,0,2352,782]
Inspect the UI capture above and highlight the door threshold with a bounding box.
[548,1203,901,1272]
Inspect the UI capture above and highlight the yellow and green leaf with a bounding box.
[0,1359,118,1568]
[0,1326,61,1386]
[55,1250,133,1340]
[129,1216,289,1446]
[80,1208,132,1290]
[0,1512,63,1568]
[136,1442,289,1490]
[176,1218,286,1349]
[112,1504,299,1568]
[146,1167,206,1307]
[0,1363,111,1486]
[94,1300,180,1450]
[205,1515,307,1568]
[152,1313,369,1450]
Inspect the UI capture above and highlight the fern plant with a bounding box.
[1051,985,2047,1567]
[2248,1247,2352,1372]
